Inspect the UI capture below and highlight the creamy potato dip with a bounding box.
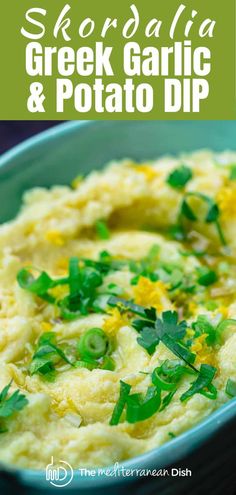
[0,150,236,469]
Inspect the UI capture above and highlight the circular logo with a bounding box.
[46,456,74,488]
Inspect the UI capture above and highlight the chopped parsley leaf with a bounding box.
[0,381,28,432]
[108,297,197,370]
[180,192,226,246]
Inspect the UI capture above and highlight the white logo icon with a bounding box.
[46,456,74,487]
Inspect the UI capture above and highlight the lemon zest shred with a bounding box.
[103,308,129,336]
[133,276,168,312]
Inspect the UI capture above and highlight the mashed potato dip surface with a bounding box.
[0,150,236,469]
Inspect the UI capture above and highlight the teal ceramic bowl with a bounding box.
[0,121,236,495]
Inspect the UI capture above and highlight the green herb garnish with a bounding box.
[191,315,236,347]
[129,244,160,284]
[180,192,226,246]
[192,315,216,346]
[17,268,68,303]
[167,165,193,189]
[196,267,218,287]
[180,249,207,258]
[29,332,72,379]
[110,380,161,425]
[215,319,236,344]
[126,386,161,423]
[108,295,152,318]
[180,364,217,401]
[225,379,236,397]
[17,257,104,320]
[110,381,132,425]
[75,359,98,370]
[229,165,236,180]
[169,224,186,241]
[100,356,116,371]
[108,297,196,370]
[0,381,28,433]
[60,258,103,318]
[110,359,196,425]
[152,360,195,411]
[95,220,110,240]
[77,328,109,360]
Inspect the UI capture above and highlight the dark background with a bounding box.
[0,122,64,154]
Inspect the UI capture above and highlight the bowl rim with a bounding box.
[0,121,92,170]
[0,120,236,489]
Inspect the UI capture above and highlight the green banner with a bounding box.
[0,0,235,119]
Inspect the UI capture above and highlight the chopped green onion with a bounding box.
[215,319,236,343]
[152,360,194,392]
[159,389,177,411]
[161,333,196,368]
[179,249,207,258]
[230,165,236,180]
[196,267,218,286]
[169,224,186,241]
[68,257,80,298]
[29,332,72,379]
[192,315,216,346]
[59,296,82,320]
[152,370,176,391]
[180,364,217,402]
[17,268,67,303]
[17,258,104,320]
[126,386,161,423]
[75,355,115,372]
[75,359,98,370]
[100,356,116,371]
[110,381,131,426]
[60,265,103,318]
[225,379,236,397]
[128,244,160,284]
[77,328,109,360]
[95,220,110,240]
[108,296,149,318]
